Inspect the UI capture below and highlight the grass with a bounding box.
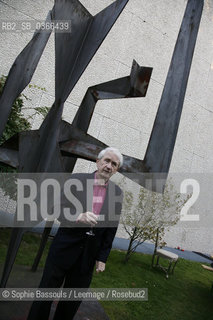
[0,228,51,267]
[0,228,213,320]
[92,250,213,320]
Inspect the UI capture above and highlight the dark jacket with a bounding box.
[48,172,123,273]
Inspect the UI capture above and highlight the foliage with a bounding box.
[120,178,190,263]
[28,83,47,91]
[0,75,31,148]
[34,106,50,118]
[0,74,49,150]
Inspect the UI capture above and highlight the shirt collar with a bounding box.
[94,171,109,187]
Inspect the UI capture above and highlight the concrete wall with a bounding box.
[0,0,213,253]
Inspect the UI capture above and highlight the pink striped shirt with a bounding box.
[92,173,108,215]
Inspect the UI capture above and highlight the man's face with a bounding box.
[96,151,120,181]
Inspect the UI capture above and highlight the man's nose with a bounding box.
[106,162,112,169]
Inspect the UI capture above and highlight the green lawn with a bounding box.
[0,228,213,320]
[92,250,213,320]
[0,228,51,267]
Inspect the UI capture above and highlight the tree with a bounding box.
[120,178,190,263]
[0,75,49,148]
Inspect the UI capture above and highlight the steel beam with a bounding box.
[0,11,53,139]
[143,0,204,176]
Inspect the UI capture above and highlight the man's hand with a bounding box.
[76,212,98,226]
[96,261,105,273]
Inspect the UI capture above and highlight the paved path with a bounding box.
[0,265,109,320]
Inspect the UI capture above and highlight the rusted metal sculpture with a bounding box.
[60,0,204,190]
[18,0,129,174]
[0,0,204,287]
[0,0,136,287]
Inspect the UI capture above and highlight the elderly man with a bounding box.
[27,147,123,320]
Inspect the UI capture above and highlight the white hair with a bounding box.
[97,147,123,168]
